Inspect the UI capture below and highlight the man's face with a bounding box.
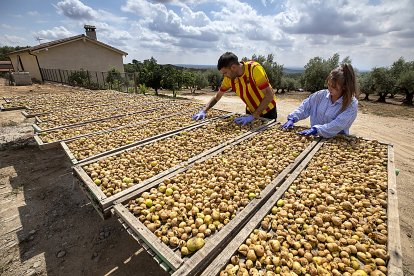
[220,64,238,80]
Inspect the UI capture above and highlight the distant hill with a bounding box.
[175,64,305,74]
[173,64,216,70]
[283,67,304,74]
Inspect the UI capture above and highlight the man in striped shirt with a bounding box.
[192,52,277,125]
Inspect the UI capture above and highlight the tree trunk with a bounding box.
[403,92,414,105]
[388,94,395,99]
[363,93,370,101]
[280,88,285,94]
[377,93,387,103]
[154,88,158,95]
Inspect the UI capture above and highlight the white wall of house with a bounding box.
[8,53,41,80]
[36,38,125,73]
[8,37,125,82]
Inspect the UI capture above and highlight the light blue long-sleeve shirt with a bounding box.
[287,89,358,138]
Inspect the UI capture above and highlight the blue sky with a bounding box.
[1,0,413,70]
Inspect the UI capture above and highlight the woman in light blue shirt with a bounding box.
[281,64,359,138]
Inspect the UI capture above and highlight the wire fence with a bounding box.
[40,68,139,93]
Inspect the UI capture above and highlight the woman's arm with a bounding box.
[313,99,358,138]
[287,91,321,122]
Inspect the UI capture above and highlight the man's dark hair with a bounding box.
[217,52,239,70]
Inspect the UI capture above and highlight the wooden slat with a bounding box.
[22,111,48,118]
[32,124,41,133]
[0,104,26,111]
[387,145,403,276]
[74,177,110,220]
[200,141,324,276]
[33,135,60,150]
[113,204,184,270]
[73,166,107,201]
[174,139,321,276]
[60,141,78,163]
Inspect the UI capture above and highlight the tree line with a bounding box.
[1,45,413,105]
[124,54,297,97]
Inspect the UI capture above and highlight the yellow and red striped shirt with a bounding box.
[219,61,277,115]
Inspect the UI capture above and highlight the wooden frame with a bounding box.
[202,139,403,276]
[22,110,48,118]
[113,130,320,274]
[0,104,27,112]
[387,145,403,275]
[73,117,269,218]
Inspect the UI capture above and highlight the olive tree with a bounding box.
[390,57,414,105]
[206,69,222,91]
[195,71,209,90]
[141,57,163,95]
[302,53,351,93]
[245,54,283,92]
[358,72,374,101]
[161,65,182,97]
[371,67,396,103]
[182,70,197,94]
[398,70,414,105]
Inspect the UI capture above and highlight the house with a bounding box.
[7,25,128,82]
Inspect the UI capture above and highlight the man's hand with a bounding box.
[192,110,206,120]
[234,115,254,126]
[298,127,317,136]
[281,119,294,130]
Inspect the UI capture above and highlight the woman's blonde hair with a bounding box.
[327,64,360,111]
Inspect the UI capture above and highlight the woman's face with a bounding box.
[327,80,343,99]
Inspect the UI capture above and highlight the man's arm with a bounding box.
[204,90,225,112]
[251,86,274,118]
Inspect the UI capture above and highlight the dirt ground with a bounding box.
[0,81,413,276]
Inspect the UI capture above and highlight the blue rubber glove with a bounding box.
[192,110,206,120]
[281,119,295,130]
[298,127,318,136]
[234,115,254,126]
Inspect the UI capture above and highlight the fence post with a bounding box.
[133,72,137,93]
[53,69,57,82]
[87,70,91,88]
[58,69,63,84]
[125,73,129,93]
[102,72,105,89]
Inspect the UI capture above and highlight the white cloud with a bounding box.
[261,0,275,7]
[1,35,28,46]
[55,0,127,23]
[1,24,15,30]
[55,0,96,20]
[27,11,40,16]
[92,23,133,47]
[13,0,411,69]
[33,26,75,41]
